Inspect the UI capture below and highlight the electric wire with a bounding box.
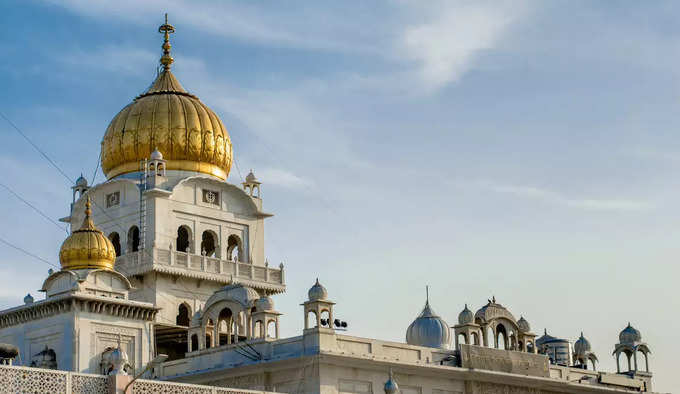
[0,110,73,184]
[232,157,245,183]
[0,235,59,269]
[91,150,102,186]
[0,182,68,234]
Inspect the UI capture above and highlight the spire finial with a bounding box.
[425,285,429,305]
[79,196,95,230]
[158,13,175,70]
[492,295,496,303]
[85,196,92,218]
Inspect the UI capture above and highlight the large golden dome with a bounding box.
[100,17,232,180]
[59,197,117,271]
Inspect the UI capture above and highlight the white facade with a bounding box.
[0,268,156,374]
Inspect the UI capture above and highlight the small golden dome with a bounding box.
[59,197,117,270]
[100,16,233,180]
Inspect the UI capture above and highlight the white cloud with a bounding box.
[46,0,531,92]
[44,0,383,54]
[480,182,652,212]
[255,168,312,189]
[401,1,529,89]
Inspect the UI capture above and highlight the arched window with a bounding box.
[254,320,264,338]
[201,231,217,257]
[267,320,276,338]
[227,235,242,262]
[109,232,121,257]
[471,331,480,346]
[496,325,508,350]
[176,226,191,252]
[320,310,330,328]
[190,334,198,351]
[307,310,317,329]
[218,308,233,346]
[127,226,140,252]
[176,303,191,326]
[526,341,534,353]
[457,333,467,348]
[486,326,495,348]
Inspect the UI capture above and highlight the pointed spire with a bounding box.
[425,285,429,306]
[158,13,175,70]
[79,196,96,230]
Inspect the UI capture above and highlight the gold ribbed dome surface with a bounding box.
[60,197,116,270]
[100,16,232,180]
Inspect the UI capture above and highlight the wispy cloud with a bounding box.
[255,168,312,189]
[46,0,530,91]
[45,0,384,54]
[401,1,529,89]
[478,182,652,212]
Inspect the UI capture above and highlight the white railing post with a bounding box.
[264,260,269,282]
[280,262,285,284]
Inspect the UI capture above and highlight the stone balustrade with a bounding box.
[0,364,279,393]
[115,248,285,291]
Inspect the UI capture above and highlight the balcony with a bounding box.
[115,249,285,293]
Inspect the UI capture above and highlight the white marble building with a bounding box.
[0,16,660,394]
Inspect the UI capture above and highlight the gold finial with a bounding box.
[80,196,95,231]
[84,196,92,218]
[158,13,175,70]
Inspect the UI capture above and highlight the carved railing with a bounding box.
[0,364,278,393]
[0,365,107,394]
[115,249,285,287]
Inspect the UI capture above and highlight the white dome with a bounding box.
[75,174,88,187]
[574,332,591,355]
[150,148,163,160]
[245,170,258,183]
[308,278,328,301]
[406,301,451,349]
[458,304,474,325]
[517,316,531,333]
[619,323,641,344]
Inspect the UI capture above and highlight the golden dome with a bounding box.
[100,16,233,180]
[59,197,117,270]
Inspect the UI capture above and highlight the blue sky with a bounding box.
[1,1,678,391]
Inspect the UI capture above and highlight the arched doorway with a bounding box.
[176,303,191,326]
[127,226,140,252]
[227,235,242,262]
[176,226,191,252]
[201,231,217,257]
[109,232,121,257]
